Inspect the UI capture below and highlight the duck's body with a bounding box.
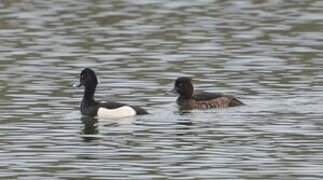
[173,77,244,110]
[177,91,243,110]
[80,100,147,118]
[75,68,148,118]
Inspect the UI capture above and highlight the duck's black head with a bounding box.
[75,68,98,88]
[173,77,194,99]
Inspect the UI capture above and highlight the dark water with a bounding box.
[1,0,323,179]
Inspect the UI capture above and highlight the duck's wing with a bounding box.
[192,91,224,101]
[193,91,244,107]
[99,101,126,109]
[99,101,149,115]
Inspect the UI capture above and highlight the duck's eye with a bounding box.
[81,74,85,79]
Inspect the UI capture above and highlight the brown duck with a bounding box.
[172,77,244,110]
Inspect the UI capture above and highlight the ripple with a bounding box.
[1,0,323,179]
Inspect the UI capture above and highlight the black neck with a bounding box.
[180,85,194,99]
[82,85,96,103]
[179,94,192,100]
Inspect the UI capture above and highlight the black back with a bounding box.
[192,91,224,101]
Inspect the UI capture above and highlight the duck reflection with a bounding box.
[81,116,99,142]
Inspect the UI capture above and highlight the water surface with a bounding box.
[1,0,323,179]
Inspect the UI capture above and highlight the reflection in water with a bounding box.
[81,116,99,142]
[176,119,193,127]
[0,0,323,179]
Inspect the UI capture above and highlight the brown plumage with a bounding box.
[172,77,244,110]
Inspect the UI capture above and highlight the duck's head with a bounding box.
[74,68,98,88]
[172,77,194,98]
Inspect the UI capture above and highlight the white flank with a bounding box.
[97,106,136,118]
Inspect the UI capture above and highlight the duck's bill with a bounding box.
[73,82,82,87]
[170,87,177,94]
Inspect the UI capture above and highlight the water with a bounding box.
[1,0,323,179]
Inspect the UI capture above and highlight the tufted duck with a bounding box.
[74,68,148,118]
[172,77,244,110]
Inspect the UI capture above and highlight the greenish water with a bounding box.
[1,0,323,179]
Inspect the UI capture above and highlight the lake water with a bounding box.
[1,0,323,179]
